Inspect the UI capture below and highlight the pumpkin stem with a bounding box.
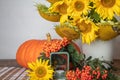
[46,33,51,42]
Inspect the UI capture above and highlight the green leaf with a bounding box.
[89,9,101,23]
[112,17,118,22]
[38,52,49,60]
[67,44,76,53]
[86,56,92,61]
[106,72,120,80]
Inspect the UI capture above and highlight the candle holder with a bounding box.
[50,52,69,80]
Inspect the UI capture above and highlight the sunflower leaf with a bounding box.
[89,9,101,23]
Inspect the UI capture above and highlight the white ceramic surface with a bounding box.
[82,40,113,61]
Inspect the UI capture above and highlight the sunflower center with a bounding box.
[101,0,115,8]
[78,21,92,33]
[74,1,85,11]
[58,3,68,14]
[35,66,47,78]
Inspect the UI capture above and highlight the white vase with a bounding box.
[82,40,113,61]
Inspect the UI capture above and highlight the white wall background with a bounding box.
[0,0,61,59]
[0,0,120,59]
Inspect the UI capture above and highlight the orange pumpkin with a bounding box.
[16,33,80,68]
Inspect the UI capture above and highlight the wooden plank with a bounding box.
[0,67,29,80]
[0,59,20,67]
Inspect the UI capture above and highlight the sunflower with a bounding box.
[49,0,68,15]
[55,22,80,40]
[94,0,120,20]
[97,23,118,41]
[77,18,99,44]
[36,4,60,22]
[26,59,54,80]
[67,0,90,17]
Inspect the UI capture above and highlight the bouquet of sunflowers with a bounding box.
[36,0,120,44]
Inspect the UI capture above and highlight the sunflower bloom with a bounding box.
[77,18,99,44]
[55,22,80,40]
[67,0,91,17]
[94,0,120,20]
[26,59,54,80]
[49,0,68,15]
[98,24,118,41]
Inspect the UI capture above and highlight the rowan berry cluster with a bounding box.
[66,65,108,80]
[42,37,70,57]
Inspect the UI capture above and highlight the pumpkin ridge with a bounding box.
[16,42,25,67]
[22,40,37,67]
[25,40,40,67]
[16,40,35,67]
[34,40,45,59]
